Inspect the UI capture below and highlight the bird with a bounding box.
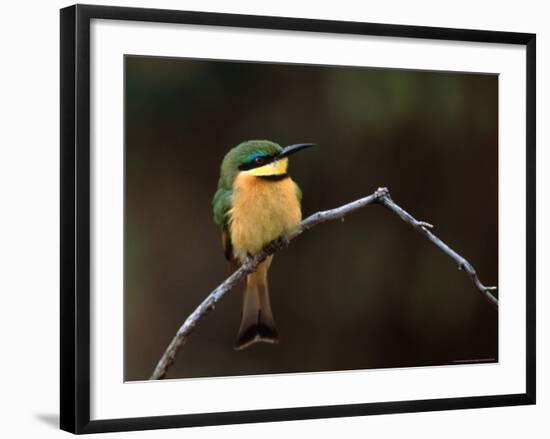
[212,140,316,350]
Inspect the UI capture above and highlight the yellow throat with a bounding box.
[228,159,301,261]
[242,157,289,177]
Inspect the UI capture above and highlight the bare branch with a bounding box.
[376,190,498,307]
[150,187,497,380]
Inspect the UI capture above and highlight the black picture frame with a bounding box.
[60,4,536,434]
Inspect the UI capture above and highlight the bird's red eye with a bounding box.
[254,157,265,165]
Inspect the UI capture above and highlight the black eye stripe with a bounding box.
[238,154,278,171]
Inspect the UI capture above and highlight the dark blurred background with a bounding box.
[124,56,498,381]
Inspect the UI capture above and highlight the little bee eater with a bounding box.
[212,140,316,350]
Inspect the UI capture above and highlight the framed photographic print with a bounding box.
[60,4,536,434]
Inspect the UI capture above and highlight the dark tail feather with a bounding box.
[235,257,278,350]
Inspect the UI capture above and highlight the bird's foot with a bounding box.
[264,235,290,254]
[277,235,290,249]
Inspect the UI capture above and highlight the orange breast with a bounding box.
[229,174,302,261]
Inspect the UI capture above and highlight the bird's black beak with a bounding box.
[279,143,317,158]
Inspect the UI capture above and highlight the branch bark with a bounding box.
[150,187,497,380]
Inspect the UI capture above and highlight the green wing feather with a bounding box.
[212,187,234,262]
[212,187,232,226]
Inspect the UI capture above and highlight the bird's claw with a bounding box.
[277,235,290,248]
[264,235,290,254]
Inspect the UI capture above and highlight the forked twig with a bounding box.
[150,187,497,380]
